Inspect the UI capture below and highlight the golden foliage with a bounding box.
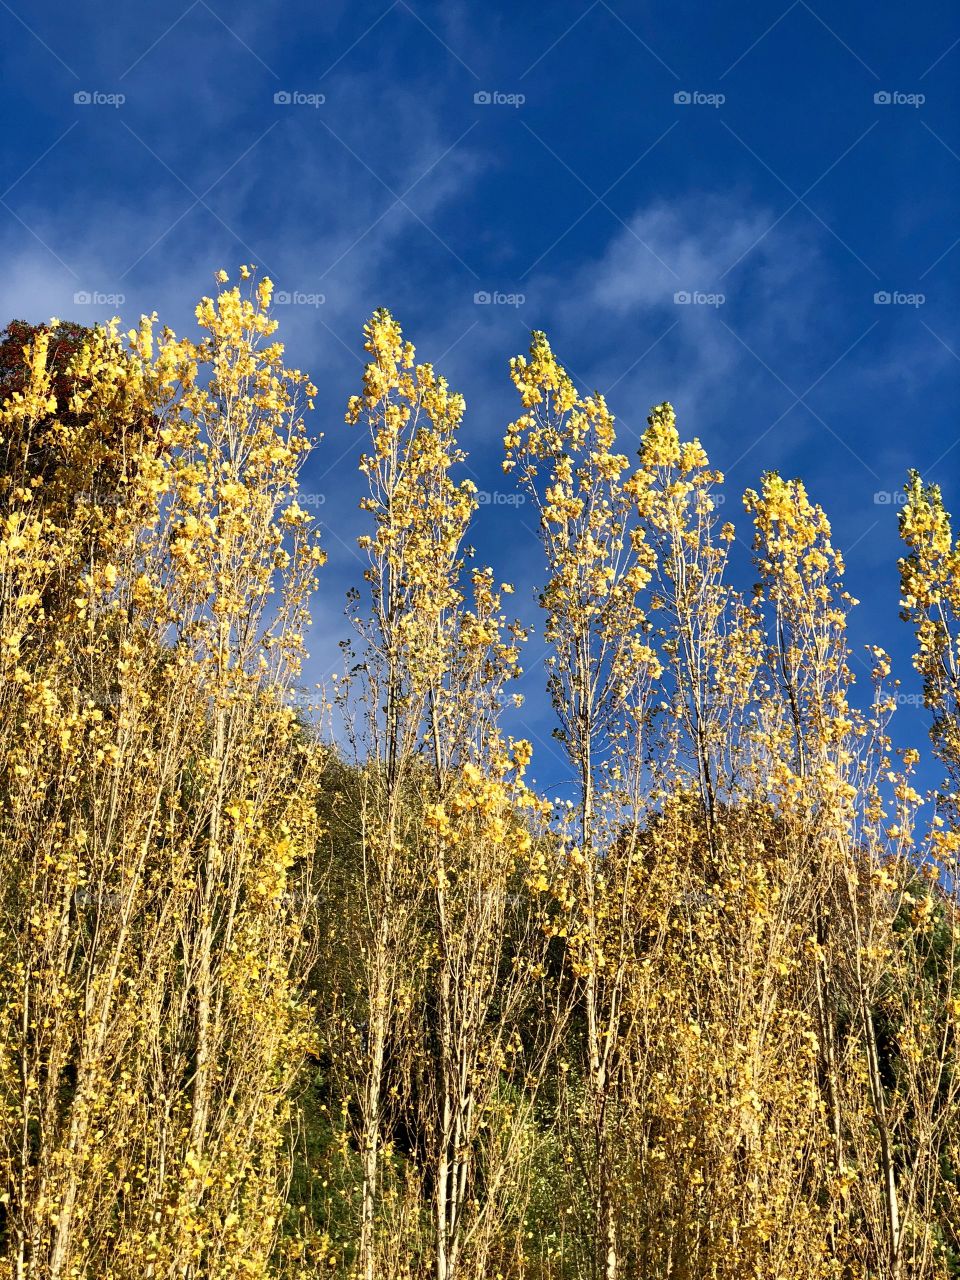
[0,281,956,1280]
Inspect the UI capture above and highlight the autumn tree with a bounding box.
[0,272,325,1280]
[332,311,554,1280]
[505,333,663,1280]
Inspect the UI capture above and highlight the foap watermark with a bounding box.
[298,492,327,509]
[477,491,526,507]
[874,290,925,307]
[74,887,125,915]
[89,691,125,709]
[874,490,910,506]
[474,290,525,307]
[674,290,725,307]
[74,90,125,108]
[274,290,325,306]
[474,90,525,107]
[74,290,125,307]
[74,489,124,507]
[674,90,725,108]
[874,90,924,108]
[274,90,325,107]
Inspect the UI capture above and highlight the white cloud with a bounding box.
[586,196,774,312]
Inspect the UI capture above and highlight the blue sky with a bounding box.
[1,0,958,789]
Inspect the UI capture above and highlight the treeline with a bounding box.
[0,273,957,1280]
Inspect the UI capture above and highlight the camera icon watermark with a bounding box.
[473,90,525,107]
[674,90,725,108]
[274,90,325,107]
[874,90,924,107]
[74,90,125,108]
[874,490,909,506]
[873,290,925,307]
[674,290,725,307]
[73,290,125,306]
[474,290,525,307]
[273,290,325,307]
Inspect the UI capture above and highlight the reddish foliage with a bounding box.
[0,319,92,418]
